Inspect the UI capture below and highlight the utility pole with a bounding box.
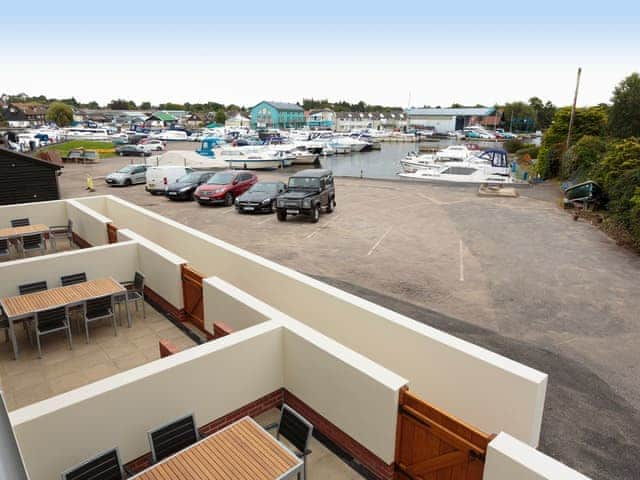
[566,67,582,149]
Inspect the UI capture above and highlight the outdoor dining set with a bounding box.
[61,404,313,480]
[0,217,73,259]
[0,270,146,360]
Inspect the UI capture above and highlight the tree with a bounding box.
[84,101,100,109]
[214,109,227,124]
[45,101,74,127]
[108,99,137,110]
[608,72,640,138]
[502,101,536,132]
[529,97,556,130]
[139,101,152,110]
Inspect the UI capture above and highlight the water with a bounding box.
[295,139,508,180]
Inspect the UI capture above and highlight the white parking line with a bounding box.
[222,208,234,215]
[459,240,464,282]
[367,227,392,256]
[257,216,272,225]
[305,215,340,239]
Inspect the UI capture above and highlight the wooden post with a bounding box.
[566,67,582,149]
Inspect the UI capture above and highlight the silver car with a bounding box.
[105,164,148,186]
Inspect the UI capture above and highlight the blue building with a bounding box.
[250,101,305,129]
[306,109,335,130]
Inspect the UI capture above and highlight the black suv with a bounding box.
[276,169,335,223]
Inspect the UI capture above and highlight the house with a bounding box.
[307,109,336,130]
[405,107,497,133]
[225,111,251,129]
[334,111,406,132]
[183,112,206,128]
[145,111,178,128]
[250,101,305,129]
[0,103,47,128]
[0,148,62,205]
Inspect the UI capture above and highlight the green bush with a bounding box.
[560,135,608,181]
[503,138,524,153]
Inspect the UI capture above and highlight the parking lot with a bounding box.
[58,149,640,480]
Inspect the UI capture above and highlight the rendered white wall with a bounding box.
[118,229,186,309]
[66,200,111,246]
[484,433,591,480]
[203,277,270,332]
[10,323,284,480]
[0,199,68,228]
[0,242,139,298]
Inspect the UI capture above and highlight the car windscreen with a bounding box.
[177,172,202,183]
[249,183,278,193]
[207,172,235,185]
[117,166,136,173]
[288,177,319,189]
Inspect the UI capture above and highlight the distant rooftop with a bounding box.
[253,101,304,112]
[406,107,496,117]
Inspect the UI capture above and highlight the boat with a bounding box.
[563,181,604,208]
[436,145,472,161]
[399,149,514,184]
[63,127,112,141]
[328,137,353,154]
[401,145,472,172]
[150,130,189,141]
[219,146,291,169]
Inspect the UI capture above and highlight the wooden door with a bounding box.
[181,264,205,330]
[395,389,491,480]
[107,223,118,244]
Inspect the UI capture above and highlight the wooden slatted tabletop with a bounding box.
[0,224,49,238]
[0,278,125,318]
[133,417,302,480]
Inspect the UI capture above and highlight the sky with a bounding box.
[2,1,639,109]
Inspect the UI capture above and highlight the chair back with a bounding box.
[11,218,29,227]
[22,233,43,249]
[18,281,48,295]
[36,306,67,331]
[0,238,8,253]
[61,447,123,480]
[134,271,145,291]
[85,295,113,318]
[277,405,313,455]
[61,273,87,286]
[148,414,199,463]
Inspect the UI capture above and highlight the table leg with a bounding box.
[8,320,19,360]
[126,297,132,328]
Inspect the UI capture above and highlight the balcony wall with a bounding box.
[66,199,111,246]
[0,199,68,228]
[0,241,139,298]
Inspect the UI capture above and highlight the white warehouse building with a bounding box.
[405,107,497,133]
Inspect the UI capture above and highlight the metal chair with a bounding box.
[10,218,30,227]
[18,281,48,295]
[83,295,117,343]
[34,306,73,358]
[0,238,11,259]
[117,271,145,321]
[0,308,9,344]
[265,405,313,480]
[148,413,199,464]
[50,219,73,251]
[20,233,46,257]
[60,272,87,286]
[61,447,124,480]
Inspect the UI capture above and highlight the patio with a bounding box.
[0,303,196,411]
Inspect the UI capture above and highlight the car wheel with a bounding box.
[224,192,234,206]
[326,197,334,213]
[124,179,132,186]
[119,152,124,156]
[311,205,320,223]
[269,201,274,213]
[277,210,287,222]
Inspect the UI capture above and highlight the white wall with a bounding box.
[72,196,108,216]
[484,433,591,480]
[0,199,68,229]
[203,277,270,332]
[0,242,139,298]
[98,195,547,446]
[66,200,111,246]
[118,229,186,309]
[10,322,284,480]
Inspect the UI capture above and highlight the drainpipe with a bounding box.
[0,392,29,479]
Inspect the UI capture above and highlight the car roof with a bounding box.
[291,169,332,178]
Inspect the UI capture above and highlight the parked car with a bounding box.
[235,181,287,213]
[495,129,518,139]
[276,169,335,223]
[194,170,258,206]
[139,139,166,151]
[115,144,150,157]
[146,166,193,195]
[165,171,215,200]
[105,164,149,186]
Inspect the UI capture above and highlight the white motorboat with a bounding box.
[436,145,472,161]
[220,146,291,169]
[63,127,112,141]
[150,130,188,141]
[401,145,473,172]
[399,149,514,184]
[400,152,437,173]
[328,137,353,154]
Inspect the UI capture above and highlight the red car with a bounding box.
[194,170,258,206]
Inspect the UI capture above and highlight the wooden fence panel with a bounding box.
[181,264,205,331]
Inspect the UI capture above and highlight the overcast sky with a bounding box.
[3,1,639,108]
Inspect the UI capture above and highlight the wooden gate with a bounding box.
[106,223,118,244]
[395,389,492,480]
[181,264,205,330]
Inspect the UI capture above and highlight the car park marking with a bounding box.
[257,216,272,225]
[367,227,392,256]
[305,215,340,239]
[222,209,234,214]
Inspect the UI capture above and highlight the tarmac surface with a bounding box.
[58,144,640,480]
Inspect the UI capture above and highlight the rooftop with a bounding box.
[406,107,496,116]
[253,101,304,112]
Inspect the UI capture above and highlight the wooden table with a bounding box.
[0,224,49,239]
[0,278,128,359]
[132,417,303,480]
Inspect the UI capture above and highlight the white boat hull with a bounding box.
[226,158,291,169]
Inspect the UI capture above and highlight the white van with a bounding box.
[146,166,193,195]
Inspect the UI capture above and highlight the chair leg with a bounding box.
[141,296,146,319]
[85,320,90,344]
[112,314,118,337]
[36,332,42,359]
[66,325,73,350]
